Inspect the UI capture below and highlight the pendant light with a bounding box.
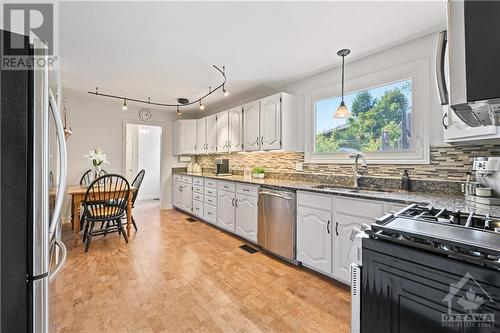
[334,49,351,118]
[121,99,128,111]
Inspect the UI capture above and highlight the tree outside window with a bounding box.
[314,79,412,153]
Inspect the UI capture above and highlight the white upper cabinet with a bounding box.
[173,119,197,155]
[260,93,282,150]
[216,111,229,152]
[243,101,261,151]
[196,118,207,154]
[228,107,243,152]
[206,114,217,153]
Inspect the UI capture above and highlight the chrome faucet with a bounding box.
[351,152,367,189]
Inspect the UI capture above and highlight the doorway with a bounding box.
[125,123,162,201]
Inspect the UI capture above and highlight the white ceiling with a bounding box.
[59,1,446,113]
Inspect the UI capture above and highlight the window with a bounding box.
[315,79,412,154]
[305,58,429,164]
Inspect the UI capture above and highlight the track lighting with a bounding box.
[89,65,228,115]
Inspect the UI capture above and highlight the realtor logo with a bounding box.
[442,272,495,329]
[3,3,53,55]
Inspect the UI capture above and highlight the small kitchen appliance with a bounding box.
[215,158,230,175]
[462,157,500,208]
[350,203,500,332]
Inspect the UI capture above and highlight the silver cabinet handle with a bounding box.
[327,220,330,234]
[259,191,294,200]
[255,136,259,145]
[232,198,235,206]
[335,222,339,236]
[49,237,67,283]
[436,30,448,105]
[235,199,238,207]
[48,90,67,241]
[261,136,264,145]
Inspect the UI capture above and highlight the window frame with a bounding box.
[304,57,430,164]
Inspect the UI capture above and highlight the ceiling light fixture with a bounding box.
[334,49,351,118]
[89,65,228,114]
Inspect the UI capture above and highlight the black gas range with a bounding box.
[368,203,500,270]
[355,204,500,333]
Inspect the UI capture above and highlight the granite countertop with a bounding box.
[174,171,500,217]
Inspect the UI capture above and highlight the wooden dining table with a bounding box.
[67,185,136,237]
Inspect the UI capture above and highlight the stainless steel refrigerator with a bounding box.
[1,30,67,332]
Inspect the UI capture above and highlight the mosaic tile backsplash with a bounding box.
[194,143,500,194]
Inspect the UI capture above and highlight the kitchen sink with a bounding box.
[311,184,391,194]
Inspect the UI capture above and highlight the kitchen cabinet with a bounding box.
[297,205,332,275]
[217,189,235,232]
[173,182,182,208]
[216,111,229,152]
[228,107,243,152]
[206,114,217,153]
[196,118,207,154]
[243,101,260,151]
[173,119,197,155]
[234,193,258,242]
[260,93,281,150]
[181,183,193,213]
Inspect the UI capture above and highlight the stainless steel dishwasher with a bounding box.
[258,188,296,263]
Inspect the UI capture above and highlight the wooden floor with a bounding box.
[50,200,351,333]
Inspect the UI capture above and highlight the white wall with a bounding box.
[62,89,186,220]
[137,125,162,200]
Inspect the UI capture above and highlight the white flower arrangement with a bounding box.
[85,148,110,167]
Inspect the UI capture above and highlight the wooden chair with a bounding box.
[127,169,146,231]
[81,174,130,252]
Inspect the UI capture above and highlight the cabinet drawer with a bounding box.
[193,193,204,202]
[204,195,217,206]
[297,191,333,210]
[182,176,192,184]
[205,179,217,188]
[193,177,204,186]
[204,204,217,224]
[193,200,203,217]
[173,174,182,182]
[193,185,204,194]
[205,187,217,197]
[236,184,258,196]
[218,181,235,192]
[335,197,383,219]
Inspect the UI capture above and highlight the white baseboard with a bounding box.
[139,194,160,201]
[161,204,173,210]
[62,216,72,225]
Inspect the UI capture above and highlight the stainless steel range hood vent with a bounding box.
[438,1,500,127]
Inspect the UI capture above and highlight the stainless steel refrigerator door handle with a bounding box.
[259,191,294,200]
[436,30,449,105]
[48,90,68,241]
[49,237,67,283]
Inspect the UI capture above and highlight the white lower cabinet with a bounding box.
[234,193,258,243]
[297,191,387,285]
[173,182,182,208]
[297,205,332,275]
[204,203,217,224]
[173,176,193,214]
[193,199,203,218]
[181,184,193,213]
[217,190,236,232]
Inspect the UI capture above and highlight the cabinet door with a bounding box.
[196,118,206,154]
[181,120,197,154]
[332,213,370,284]
[235,193,258,243]
[228,107,243,152]
[216,111,229,153]
[260,93,281,150]
[297,206,332,275]
[181,184,193,213]
[217,190,235,232]
[243,101,260,151]
[206,114,217,153]
[173,182,182,208]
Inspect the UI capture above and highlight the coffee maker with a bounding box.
[464,157,500,208]
[215,158,230,175]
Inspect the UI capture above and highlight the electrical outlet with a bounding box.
[295,162,303,172]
